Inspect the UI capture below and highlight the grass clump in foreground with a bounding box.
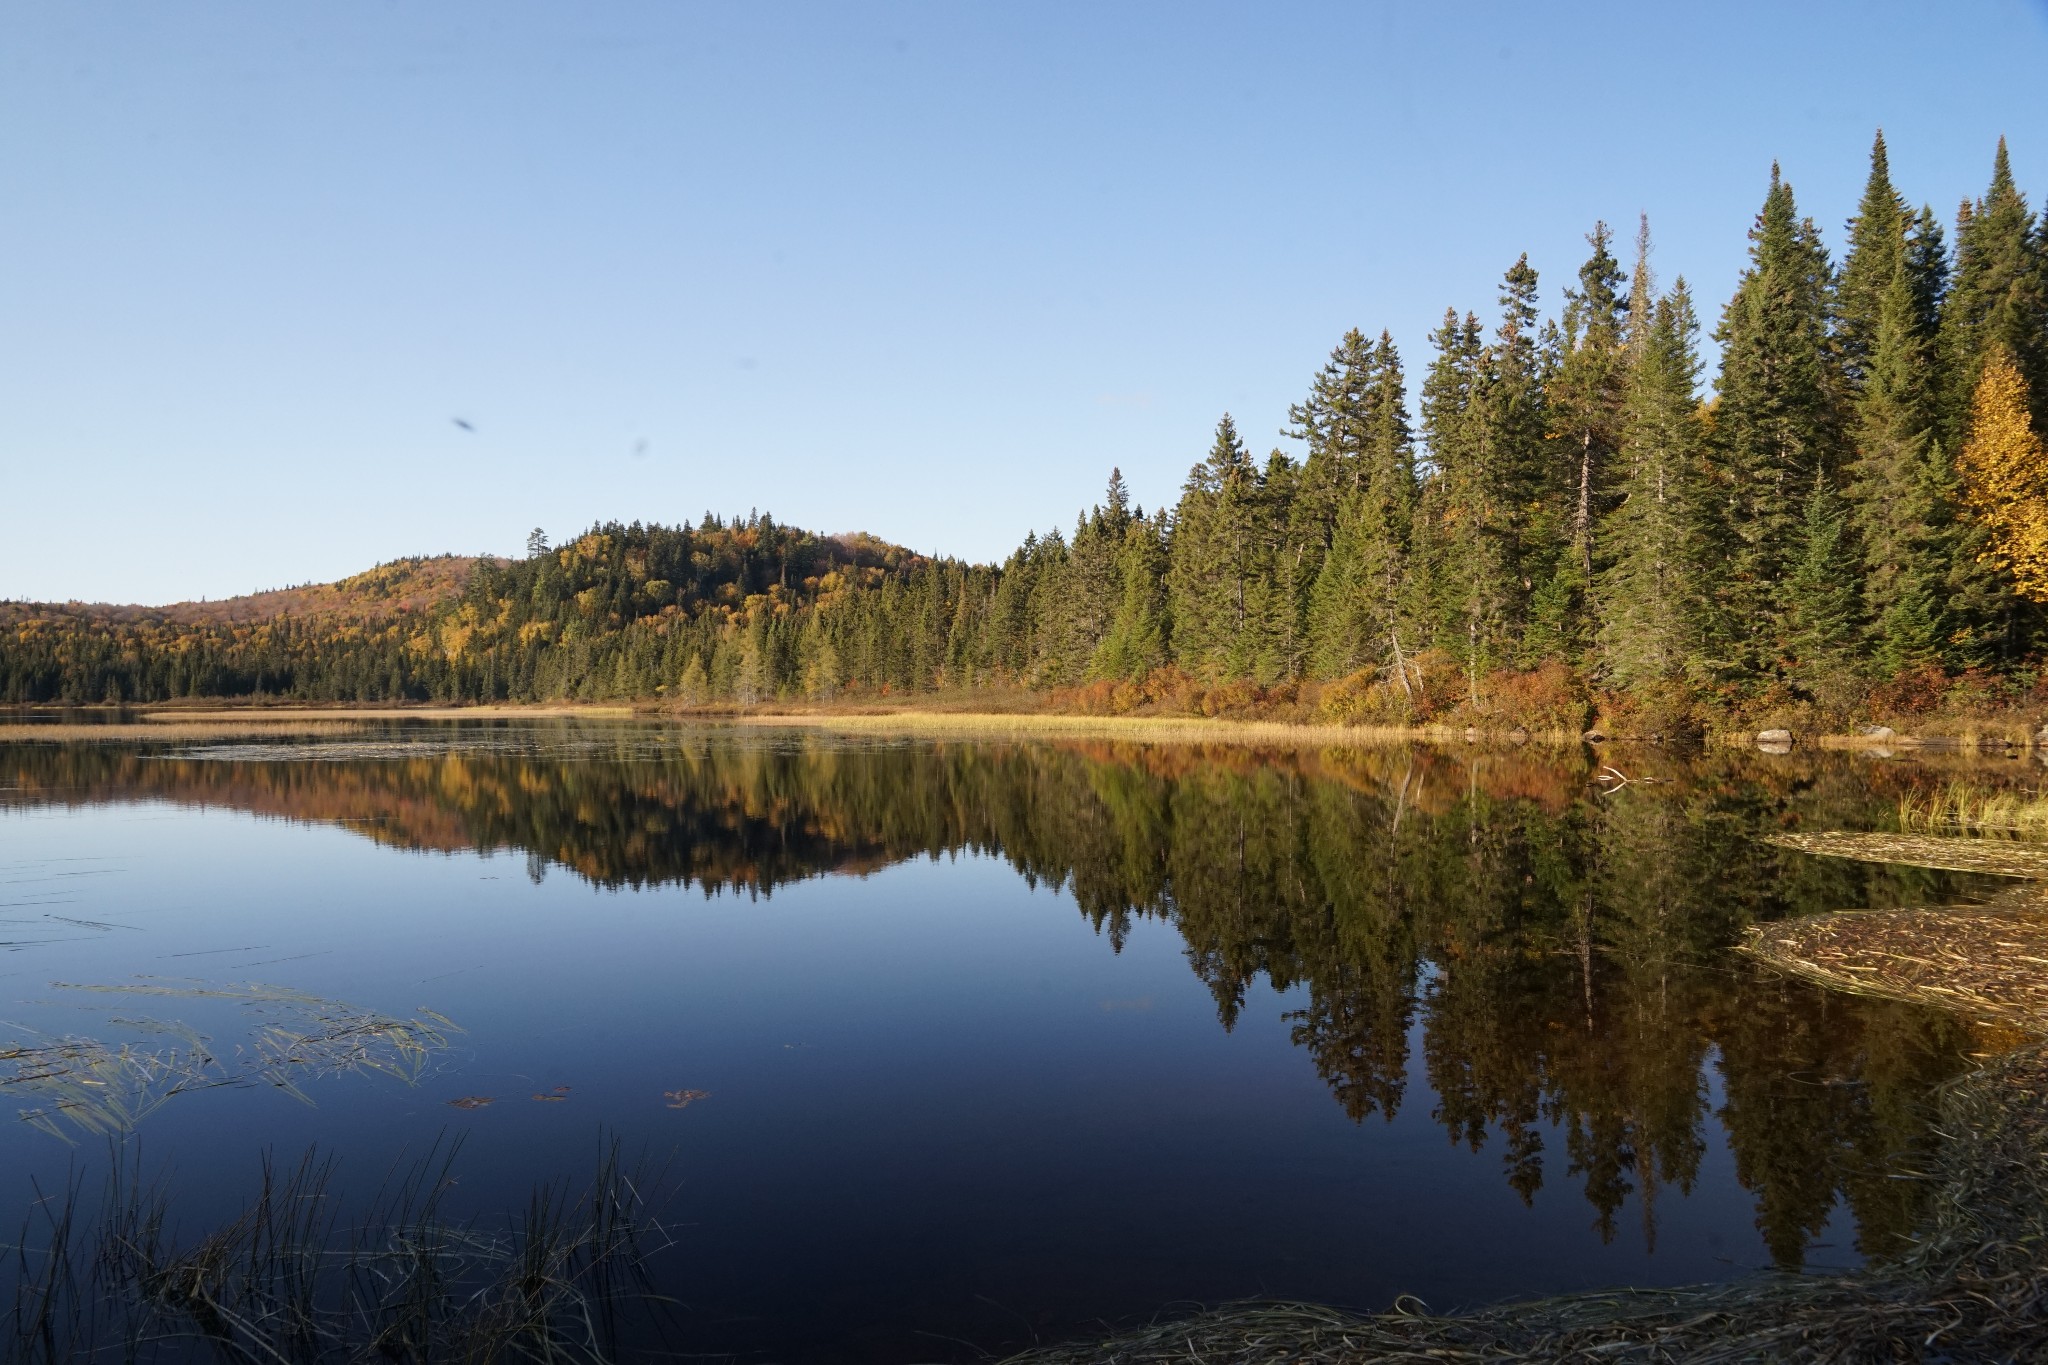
[1005,829,2048,1365]
[4,1136,673,1365]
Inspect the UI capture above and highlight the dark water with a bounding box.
[0,722,2018,1360]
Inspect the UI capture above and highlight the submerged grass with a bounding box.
[2,983,454,1143]
[3,1135,674,1364]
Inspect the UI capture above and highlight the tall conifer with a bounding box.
[1713,165,1845,658]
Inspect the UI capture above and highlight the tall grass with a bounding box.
[1897,781,2048,839]
[4,1136,673,1364]
[736,710,1574,747]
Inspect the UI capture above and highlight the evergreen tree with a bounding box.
[1092,512,1171,681]
[1306,333,1418,678]
[1597,281,1714,686]
[1713,165,1846,659]
[1835,131,1910,390]
[1168,415,1268,679]
[1938,139,2047,445]
[1783,481,1864,682]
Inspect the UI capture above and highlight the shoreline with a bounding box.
[4,699,2043,752]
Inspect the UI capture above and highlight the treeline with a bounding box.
[7,134,2048,728]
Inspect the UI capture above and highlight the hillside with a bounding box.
[0,555,493,629]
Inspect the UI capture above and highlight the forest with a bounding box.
[6,134,2047,737]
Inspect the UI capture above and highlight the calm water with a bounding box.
[0,722,2014,1361]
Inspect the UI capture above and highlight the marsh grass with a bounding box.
[2,984,454,1143]
[1897,780,2048,839]
[0,721,370,744]
[4,1136,674,1364]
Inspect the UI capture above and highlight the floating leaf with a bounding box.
[446,1095,494,1110]
[663,1088,710,1110]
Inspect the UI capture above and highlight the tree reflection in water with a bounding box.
[0,726,1999,1268]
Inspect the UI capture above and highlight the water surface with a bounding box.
[0,722,2011,1360]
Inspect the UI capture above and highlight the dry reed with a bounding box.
[734,711,1575,748]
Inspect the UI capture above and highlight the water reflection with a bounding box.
[0,729,1999,1270]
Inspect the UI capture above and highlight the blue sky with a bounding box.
[5,1,2047,605]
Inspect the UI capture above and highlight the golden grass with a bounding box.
[135,704,634,720]
[733,709,1576,747]
[1898,780,2048,838]
[0,719,371,742]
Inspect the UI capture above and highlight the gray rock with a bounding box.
[1756,728,1794,745]
[1858,724,1897,742]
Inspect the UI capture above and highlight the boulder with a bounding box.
[1756,728,1794,745]
[1506,726,1530,745]
[1463,726,1480,743]
[1858,724,1897,743]
[1581,729,1608,743]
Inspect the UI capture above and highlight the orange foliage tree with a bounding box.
[1957,347,2048,602]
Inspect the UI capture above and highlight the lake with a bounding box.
[0,721,2010,1361]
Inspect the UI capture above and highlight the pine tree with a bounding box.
[1713,165,1846,659]
[1596,281,1714,686]
[1957,348,2048,602]
[1938,139,2047,446]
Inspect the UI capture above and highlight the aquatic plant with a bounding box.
[2,983,455,1142]
[3,1135,674,1364]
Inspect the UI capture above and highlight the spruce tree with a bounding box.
[1938,139,2047,446]
[1783,480,1864,683]
[1712,165,1846,661]
[1846,254,1953,671]
[1835,131,1909,391]
[1167,415,1268,678]
[1305,332,1417,678]
[1596,281,1714,686]
[1092,512,1171,681]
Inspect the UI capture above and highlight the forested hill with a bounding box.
[8,133,2048,736]
[3,518,926,704]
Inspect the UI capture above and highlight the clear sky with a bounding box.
[5,1,2048,606]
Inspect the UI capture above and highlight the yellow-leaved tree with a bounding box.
[1958,347,2048,602]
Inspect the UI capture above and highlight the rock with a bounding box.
[1463,726,1480,743]
[1756,728,1794,745]
[1506,726,1529,745]
[1858,724,1897,743]
[1581,729,1608,743]
[2035,723,2048,748]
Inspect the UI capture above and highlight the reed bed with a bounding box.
[3,1136,673,1364]
[1766,829,2048,878]
[1898,780,2048,839]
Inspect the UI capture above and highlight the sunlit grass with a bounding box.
[1897,781,2048,839]
[735,709,1576,747]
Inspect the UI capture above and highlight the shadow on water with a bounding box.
[0,724,2033,1359]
